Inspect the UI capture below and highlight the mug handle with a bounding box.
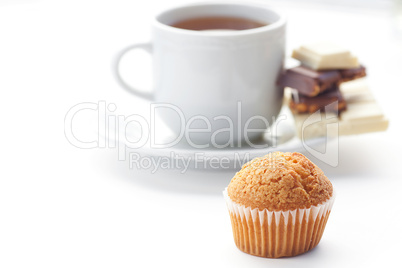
[114,43,154,101]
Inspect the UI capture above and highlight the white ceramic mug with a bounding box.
[115,2,286,147]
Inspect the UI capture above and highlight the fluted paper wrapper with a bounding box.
[223,188,335,258]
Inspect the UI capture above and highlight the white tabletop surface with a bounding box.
[1,0,401,267]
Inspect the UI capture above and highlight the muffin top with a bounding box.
[227,152,333,211]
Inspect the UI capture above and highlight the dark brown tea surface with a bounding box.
[170,16,267,31]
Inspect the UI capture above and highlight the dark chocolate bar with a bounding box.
[279,66,341,97]
[339,65,366,82]
[290,86,347,114]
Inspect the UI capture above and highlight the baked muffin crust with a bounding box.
[227,152,333,211]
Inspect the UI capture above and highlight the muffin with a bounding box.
[223,152,335,258]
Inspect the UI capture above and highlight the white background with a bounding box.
[1,0,401,267]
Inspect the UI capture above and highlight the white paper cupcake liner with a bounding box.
[223,188,335,258]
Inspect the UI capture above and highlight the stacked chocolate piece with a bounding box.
[280,42,366,115]
[280,65,366,115]
[281,42,388,139]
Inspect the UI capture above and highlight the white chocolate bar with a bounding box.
[291,79,388,140]
[338,116,389,136]
[341,86,375,104]
[340,102,383,122]
[292,42,359,70]
[293,113,339,140]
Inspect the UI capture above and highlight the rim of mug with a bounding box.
[152,1,286,36]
